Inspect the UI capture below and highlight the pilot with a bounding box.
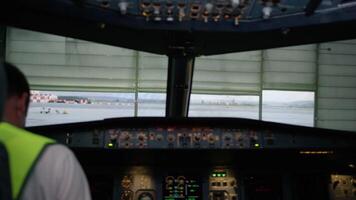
[0,61,11,200]
[0,62,92,200]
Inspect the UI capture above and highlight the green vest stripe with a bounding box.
[0,123,55,200]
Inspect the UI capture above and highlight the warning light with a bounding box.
[212,171,228,178]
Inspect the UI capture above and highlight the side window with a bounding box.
[262,90,315,126]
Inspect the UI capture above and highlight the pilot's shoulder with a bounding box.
[43,143,74,157]
[40,144,77,166]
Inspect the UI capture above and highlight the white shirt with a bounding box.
[20,144,92,200]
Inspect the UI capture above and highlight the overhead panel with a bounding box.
[6,28,137,92]
[263,44,317,91]
[317,40,356,131]
[193,51,262,95]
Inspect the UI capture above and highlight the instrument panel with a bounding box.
[91,166,356,200]
[28,117,356,200]
[113,166,238,200]
[29,117,356,150]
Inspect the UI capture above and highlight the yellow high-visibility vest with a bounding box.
[0,123,54,200]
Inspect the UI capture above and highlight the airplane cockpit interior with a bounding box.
[1,0,356,199]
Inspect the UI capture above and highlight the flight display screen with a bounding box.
[163,175,202,200]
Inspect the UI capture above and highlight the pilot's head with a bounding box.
[3,62,30,128]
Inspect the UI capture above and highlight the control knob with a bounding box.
[194,135,201,142]
[138,134,146,141]
[208,134,216,144]
[122,133,131,141]
[167,134,175,143]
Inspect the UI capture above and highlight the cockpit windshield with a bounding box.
[5,27,355,132]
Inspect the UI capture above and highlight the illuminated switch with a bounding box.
[202,11,209,23]
[250,138,257,147]
[118,1,129,15]
[212,11,220,22]
[178,2,186,21]
[262,6,272,19]
[232,8,241,26]
[166,15,174,22]
[231,0,240,7]
[107,139,117,148]
[153,1,161,21]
